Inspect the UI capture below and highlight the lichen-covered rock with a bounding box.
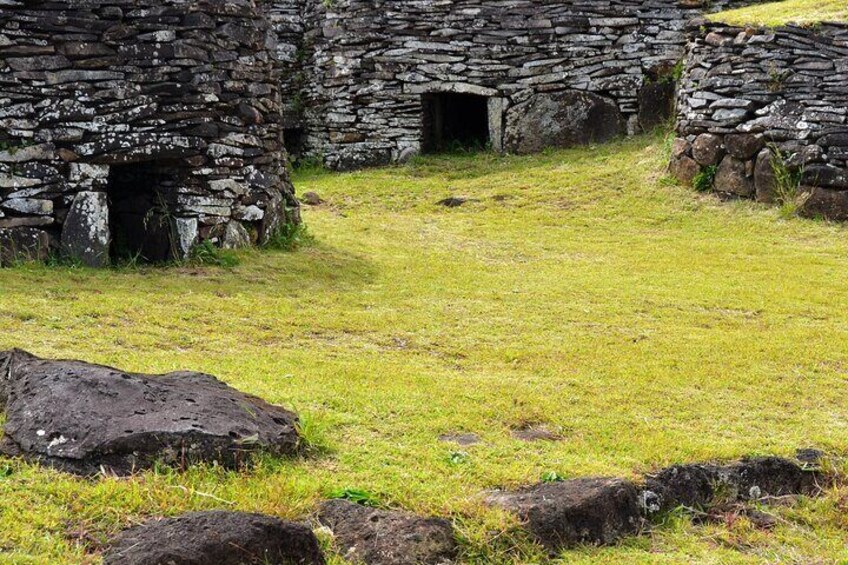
[754,148,778,203]
[724,134,764,161]
[504,91,625,154]
[104,511,326,565]
[60,192,110,267]
[317,500,458,565]
[0,350,301,476]
[487,478,641,550]
[692,134,725,167]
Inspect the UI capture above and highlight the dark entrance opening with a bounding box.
[284,128,306,162]
[106,163,176,263]
[422,93,490,153]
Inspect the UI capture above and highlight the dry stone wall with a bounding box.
[0,0,299,266]
[671,23,848,220]
[274,0,764,170]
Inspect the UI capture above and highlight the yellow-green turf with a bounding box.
[712,0,848,26]
[2,133,848,563]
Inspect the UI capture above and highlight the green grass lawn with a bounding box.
[713,0,848,26]
[3,133,848,563]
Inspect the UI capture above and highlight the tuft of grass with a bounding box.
[711,0,848,27]
[768,145,807,219]
[693,165,717,193]
[264,223,315,252]
[187,240,240,268]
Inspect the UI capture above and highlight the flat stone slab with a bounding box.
[487,478,641,550]
[317,499,458,565]
[104,511,325,565]
[0,350,300,475]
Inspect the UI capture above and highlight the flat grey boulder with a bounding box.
[0,350,300,475]
[487,478,640,551]
[503,91,624,154]
[317,499,458,565]
[104,511,325,565]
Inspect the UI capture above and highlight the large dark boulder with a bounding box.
[0,350,301,475]
[104,511,325,565]
[503,91,625,154]
[641,457,819,515]
[487,478,641,551]
[801,186,848,221]
[691,133,725,167]
[317,500,458,565]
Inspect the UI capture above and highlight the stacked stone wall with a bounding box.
[0,0,299,266]
[671,23,848,220]
[274,0,764,170]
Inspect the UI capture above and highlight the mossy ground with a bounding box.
[2,134,848,563]
[712,0,848,26]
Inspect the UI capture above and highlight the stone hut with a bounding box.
[272,0,763,170]
[671,23,848,220]
[0,0,299,266]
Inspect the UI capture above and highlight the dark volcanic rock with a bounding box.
[0,350,300,476]
[60,191,110,267]
[0,227,52,266]
[730,457,819,499]
[754,148,778,203]
[317,500,458,565]
[641,457,819,515]
[724,134,764,160]
[437,197,470,208]
[487,478,641,550]
[642,463,721,513]
[714,156,755,197]
[504,91,625,154]
[104,511,325,565]
[669,154,700,187]
[801,186,848,221]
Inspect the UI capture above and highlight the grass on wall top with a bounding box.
[711,0,848,27]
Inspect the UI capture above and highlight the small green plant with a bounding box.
[264,222,314,252]
[329,488,381,507]
[693,165,717,193]
[541,471,564,483]
[447,451,469,466]
[768,144,806,218]
[767,62,792,93]
[295,414,333,456]
[188,240,240,268]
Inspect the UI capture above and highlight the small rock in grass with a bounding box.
[301,192,323,206]
[511,424,561,442]
[104,511,325,565]
[438,432,481,446]
[487,478,641,550]
[317,499,458,565]
[436,197,470,208]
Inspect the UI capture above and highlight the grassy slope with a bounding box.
[712,0,848,26]
[2,135,848,563]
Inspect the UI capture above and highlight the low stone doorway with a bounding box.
[422,92,491,153]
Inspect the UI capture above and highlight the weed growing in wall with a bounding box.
[693,165,717,193]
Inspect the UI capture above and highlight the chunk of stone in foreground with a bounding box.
[104,511,325,565]
[487,478,641,550]
[0,350,300,476]
[317,499,458,565]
